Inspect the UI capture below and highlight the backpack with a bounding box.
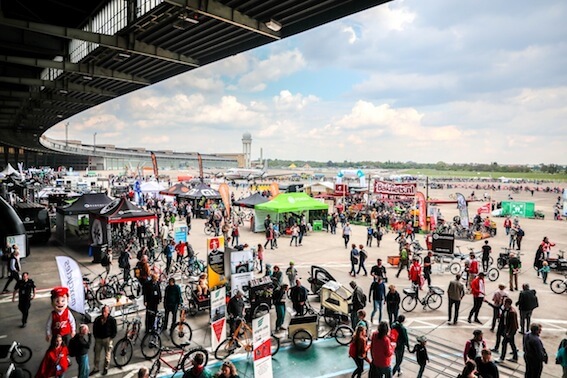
[349,340,358,358]
[101,254,110,267]
[390,327,399,344]
[118,252,128,269]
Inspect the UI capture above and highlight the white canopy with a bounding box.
[140,181,166,193]
[1,163,20,177]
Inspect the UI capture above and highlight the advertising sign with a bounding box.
[231,272,254,298]
[55,256,85,314]
[6,234,27,258]
[431,233,455,254]
[253,313,273,378]
[334,184,348,196]
[207,236,226,288]
[230,250,254,274]
[210,287,227,350]
[174,223,187,244]
[373,181,416,196]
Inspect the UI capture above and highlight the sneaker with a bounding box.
[507,358,518,363]
[490,348,499,353]
[474,319,482,324]
[102,368,108,376]
[397,370,403,376]
[89,369,99,376]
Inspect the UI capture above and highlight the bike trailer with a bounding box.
[289,314,318,339]
[320,281,352,315]
[429,286,445,295]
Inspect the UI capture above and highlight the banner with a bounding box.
[174,223,187,243]
[218,183,231,218]
[416,191,427,229]
[150,152,159,178]
[207,237,227,289]
[431,233,455,254]
[253,313,273,378]
[373,181,416,196]
[210,287,227,350]
[55,256,85,314]
[477,203,491,215]
[455,193,470,229]
[230,249,254,274]
[335,184,348,196]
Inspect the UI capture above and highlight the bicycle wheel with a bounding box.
[488,256,494,266]
[497,258,505,270]
[214,338,238,360]
[292,329,313,350]
[401,295,418,312]
[141,332,162,359]
[10,345,32,364]
[426,293,443,310]
[181,347,209,372]
[487,268,499,282]
[188,299,198,316]
[334,325,354,345]
[449,262,462,275]
[170,322,193,347]
[204,226,213,236]
[270,334,280,356]
[112,338,133,367]
[149,358,161,378]
[253,303,270,319]
[95,284,116,301]
[550,279,567,294]
[10,368,32,378]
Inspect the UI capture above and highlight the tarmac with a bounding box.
[0,185,566,377]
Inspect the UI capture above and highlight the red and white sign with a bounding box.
[373,180,417,196]
[253,313,273,378]
[210,287,227,350]
[477,203,491,214]
[335,184,348,196]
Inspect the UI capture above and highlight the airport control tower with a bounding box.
[242,132,252,168]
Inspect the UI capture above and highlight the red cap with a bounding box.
[51,286,69,298]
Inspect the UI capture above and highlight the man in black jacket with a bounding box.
[290,279,309,316]
[69,324,92,378]
[523,323,548,378]
[144,274,162,333]
[163,277,183,331]
[516,283,538,334]
[92,306,117,376]
[12,272,36,328]
[349,281,366,330]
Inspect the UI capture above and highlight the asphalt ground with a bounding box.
[0,185,566,377]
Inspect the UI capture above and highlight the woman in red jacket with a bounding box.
[36,334,69,378]
[369,321,394,377]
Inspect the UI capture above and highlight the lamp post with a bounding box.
[65,122,69,148]
[93,132,97,152]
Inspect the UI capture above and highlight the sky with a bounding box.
[45,0,567,165]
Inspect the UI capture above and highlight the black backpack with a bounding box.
[118,252,129,268]
[101,254,110,267]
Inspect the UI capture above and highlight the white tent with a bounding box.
[1,163,21,177]
[140,181,165,198]
[304,181,335,195]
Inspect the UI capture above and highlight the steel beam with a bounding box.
[0,77,118,97]
[0,16,200,67]
[0,55,151,85]
[164,0,280,40]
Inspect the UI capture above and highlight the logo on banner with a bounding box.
[209,238,220,250]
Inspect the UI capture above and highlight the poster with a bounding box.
[230,249,254,274]
[174,223,187,243]
[231,272,254,298]
[207,236,226,288]
[253,313,273,378]
[210,287,227,350]
[7,234,27,258]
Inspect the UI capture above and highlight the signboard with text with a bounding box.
[253,313,273,378]
[207,236,227,288]
[373,181,417,197]
[431,232,455,254]
[334,184,348,196]
[210,287,227,350]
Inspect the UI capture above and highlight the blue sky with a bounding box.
[45,0,567,164]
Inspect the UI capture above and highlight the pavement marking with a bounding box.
[0,335,6,339]
[404,315,567,332]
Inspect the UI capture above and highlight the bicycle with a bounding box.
[204,222,216,236]
[4,363,32,378]
[112,315,142,367]
[170,305,193,347]
[401,283,444,312]
[97,273,143,301]
[141,310,165,359]
[550,274,567,294]
[82,274,100,312]
[0,340,32,364]
[214,317,280,360]
[149,345,209,378]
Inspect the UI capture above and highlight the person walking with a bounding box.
[143,274,162,333]
[36,334,70,378]
[523,323,548,378]
[369,321,393,377]
[468,272,486,324]
[486,283,508,332]
[349,244,360,277]
[286,262,297,287]
[539,261,550,284]
[370,259,387,281]
[385,285,400,326]
[447,273,465,325]
[163,277,183,331]
[2,248,21,293]
[92,305,117,376]
[273,284,288,331]
[349,281,366,331]
[350,325,370,378]
[289,225,299,247]
[264,224,274,250]
[496,297,519,363]
[410,336,429,378]
[464,329,487,366]
[366,225,374,247]
[423,251,433,286]
[516,283,538,334]
[342,222,352,249]
[369,276,386,324]
[508,253,521,291]
[12,271,36,328]
[481,240,492,272]
[556,335,567,378]
[477,349,499,378]
[1,242,11,279]
[395,243,410,279]
[391,315,410,376]
[357,244,368,276]
[69,324,91,378]
[298,220,307,246]
[256,244,264,274]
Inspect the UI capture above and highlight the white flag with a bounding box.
[55,256,85,314]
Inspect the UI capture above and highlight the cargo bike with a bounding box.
[289,281,354,350]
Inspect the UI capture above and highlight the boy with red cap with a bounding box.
[45,286,76,346]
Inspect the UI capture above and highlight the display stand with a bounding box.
[248,276,273,321]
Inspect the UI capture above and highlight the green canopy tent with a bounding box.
[253,192,329,232]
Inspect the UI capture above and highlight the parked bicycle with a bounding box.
[149,345,208,378]
[141,310,165,359]
[96,273,142,301]
[0,340,32,364]
[82,274,99,312]
[170,305,193,347]
[113,315,142,367]
[401,283,444,312]
[214,317,280,360]
[550,274,567,294]
[4,363,32,378]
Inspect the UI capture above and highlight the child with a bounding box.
[196,273,209,298]
[349,325,370,378]
[411,335,429,378]
[539,261,551,284]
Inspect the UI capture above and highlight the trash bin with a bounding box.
[90,244,104,264]
[312,220,323,231]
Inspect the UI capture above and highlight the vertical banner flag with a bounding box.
[218,183,231,218]
[207,236,227,289]
[55,256,85,314]
[269,182,280,198]
[210,287,227,350]
[150,152,159,178]
[197,153,204,182]
[416,191,427,229]
[456,193,470,229]
[253,313,273,378]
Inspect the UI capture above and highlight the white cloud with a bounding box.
[238,49,306,92]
